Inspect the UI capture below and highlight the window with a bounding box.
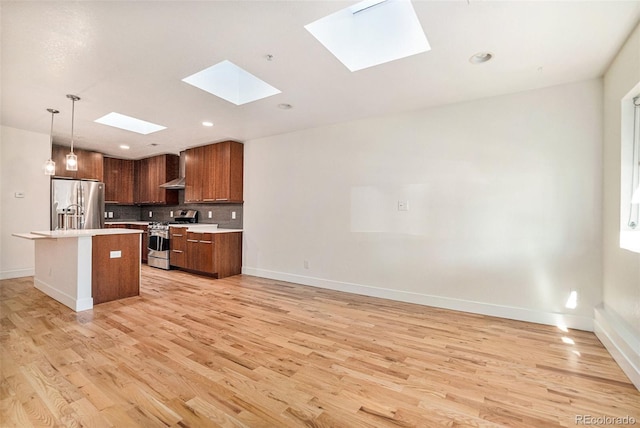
[620,82,640,252]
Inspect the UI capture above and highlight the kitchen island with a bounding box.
[13,228,142,311]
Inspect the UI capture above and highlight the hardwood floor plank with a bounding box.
[2,266,639,427]
[186,395,250,428]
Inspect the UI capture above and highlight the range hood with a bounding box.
[160,151,186,189]
[159,177,184,189]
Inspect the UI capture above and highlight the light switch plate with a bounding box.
[398,200,409,211]
[232,211,236,220]
[208,211,212,218]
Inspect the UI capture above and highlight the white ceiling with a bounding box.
[2,1,639,159]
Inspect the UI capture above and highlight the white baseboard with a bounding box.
[0,268,34,280]
[34,278,93,312]
[241,267,594,331]
[594,305,640,390]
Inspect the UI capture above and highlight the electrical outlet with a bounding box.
[304,260,310,269]
[208,211,212,219]
[108,212,113,218]
[149,211,153,218]
[398,200,409,211]
[109,250,122,259]
[232,211,236,220]
[104,212,108,218]
[170,211,173,218]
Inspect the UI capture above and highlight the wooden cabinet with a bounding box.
[130,225,149,263]
[185,141,243,203]
[186,232,214,273]
[176,231,242,278]
[213,232,243,278]
[215,141,244,202]
[91,233,140,305]
[134,154,179,205]
[169,227,187,268]
[103,157,134,204]
[185,145,204,202]
[52,144,104,181]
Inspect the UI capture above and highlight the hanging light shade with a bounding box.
[44,108,59,175]
[65,94,80,171]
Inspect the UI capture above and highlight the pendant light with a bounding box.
[44,108,59,175]
[65,94,80,171]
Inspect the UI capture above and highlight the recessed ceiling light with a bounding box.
[182,60,281,105]
[278,103,293,110]
[119,144,130,150]
[95,112,166,135]
[469,52,493,64]
[305,0,430,72]
[202,121,214,127]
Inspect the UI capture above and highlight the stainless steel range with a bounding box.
[147,210,198,270]
[148,222,170,270]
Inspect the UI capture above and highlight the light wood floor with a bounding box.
[1,266,639,427]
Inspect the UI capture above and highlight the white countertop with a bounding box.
[28,228,143,238]
[104,221,242,234]
[170,224,242,234]
[105,221,151,226]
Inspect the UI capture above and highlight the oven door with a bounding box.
[148,231,171,269]
[148,233,170,254]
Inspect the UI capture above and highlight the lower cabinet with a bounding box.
[91,233,140,305]
[170,227,187,268]
[129,225,149,263]
[186,232,214,273]
[170,229,242,278]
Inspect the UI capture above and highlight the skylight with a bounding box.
[94,112,166,135]
[182,60,281,105]
[305,0,430,72]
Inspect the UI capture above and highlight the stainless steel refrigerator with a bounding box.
[51,178,105,230]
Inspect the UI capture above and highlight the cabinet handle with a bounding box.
[187,239,198,242]
[172,234,183,237]
[172,250,183,253]
[215,198,228,201]
[203,198,216,202]
[199,240,212,244]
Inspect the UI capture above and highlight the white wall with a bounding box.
[0,126,51,279]
[243,79,603,331]
[600,22,640,388]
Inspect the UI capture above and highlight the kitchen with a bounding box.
[2,1,640,426]
[13,139,245,311]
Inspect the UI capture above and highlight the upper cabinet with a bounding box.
[52,144,104,182]
[134,154,179,205]
[185,141,243,203]
[103,157,134,204]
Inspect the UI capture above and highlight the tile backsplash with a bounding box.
[106,191,243,229]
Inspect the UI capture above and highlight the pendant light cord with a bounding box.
[627,96,640,228]
[70,97,75,153]
[49,111,55,153]
[66,94,80,153]
[45,108,59,159]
